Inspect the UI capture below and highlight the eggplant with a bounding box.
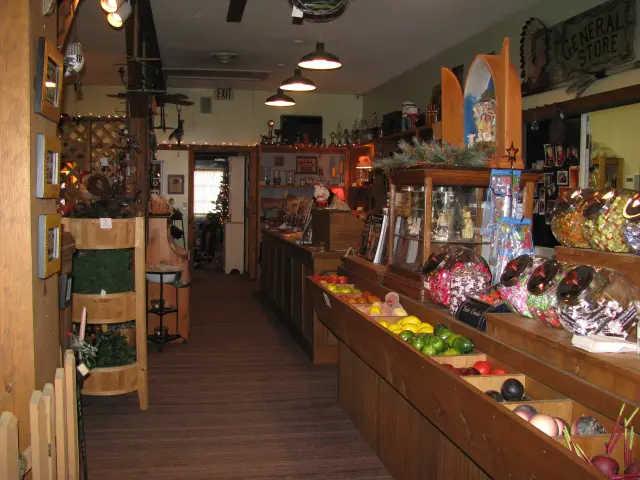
[501,378,525,401]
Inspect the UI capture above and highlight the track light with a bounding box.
[298,42,342,70]
[265,89,296,107]
[107,1,132,28]
[280,68,316,92]
[100,0,123,13]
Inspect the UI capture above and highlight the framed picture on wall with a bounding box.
[543,144,555,168]
[296,156,318,174]
[36,134,61,198]
[38,214,61,279]
[35,37,64,122]
[167,174,185,194]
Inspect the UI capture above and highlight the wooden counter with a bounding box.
[261,229,341,364]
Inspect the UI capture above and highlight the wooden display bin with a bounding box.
[310,210,363,252]
[62,217,148,411]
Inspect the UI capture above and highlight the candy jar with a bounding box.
[557,266,640,338]
[550,189,594,248]
[422,246,491,309]
[583,189,633,252]
[526,260,572,328]
[498,254,546,318]
[622,192,640,254]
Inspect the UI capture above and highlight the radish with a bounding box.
[591,455,619,476]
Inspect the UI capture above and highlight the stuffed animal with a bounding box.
[313,184,331,208]
[381,292,407,316]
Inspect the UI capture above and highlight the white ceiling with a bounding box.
[150,0,541,94]
[76,0,541,93]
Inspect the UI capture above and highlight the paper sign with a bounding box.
[323,293,331,308]
[99,218,112,229]
[100,157,109,167]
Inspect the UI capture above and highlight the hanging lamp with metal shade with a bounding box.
[280,69,316,92]
[298,42,342,70]
[265,89,296,107]
[100,0,124,13]
[107,1,132,28]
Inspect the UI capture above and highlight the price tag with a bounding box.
[99,218,112,229]
[100,157,109,167]
[323,292,331,308]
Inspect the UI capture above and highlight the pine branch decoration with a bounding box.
[374,138,488,173]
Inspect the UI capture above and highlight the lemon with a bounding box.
[402,323,419,334]
[368,305,382,315]
[379,320,390,329]
[389,325,402,334]
[418,324,434,334]
[401,316,421,326]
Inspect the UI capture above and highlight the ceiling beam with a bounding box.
[226,0,248,23]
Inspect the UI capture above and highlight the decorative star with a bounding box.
[506,143,519,163]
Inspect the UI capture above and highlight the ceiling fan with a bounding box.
[225,0,349,23]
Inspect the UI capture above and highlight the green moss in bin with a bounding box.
[73,249,134,294]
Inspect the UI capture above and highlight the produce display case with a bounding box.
[313,264,640,480]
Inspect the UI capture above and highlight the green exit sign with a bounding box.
[215,87,234,100]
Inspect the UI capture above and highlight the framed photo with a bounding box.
[555,145,566,167]
[59,274,73,308]
[167,174,185,194]
[543,172,554,187]
[274,156,284,167]
[568,146,579,163]
[38,214,61,279]
[36,134,61,198]
[296,156,318,174]
[545,201,555,225]
[150,161,163,195]
[35,37,64,122]
[557,170,569,186]
[543,144,555,168]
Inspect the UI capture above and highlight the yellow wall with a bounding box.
[363,0,640,119]
[589,104,640,188]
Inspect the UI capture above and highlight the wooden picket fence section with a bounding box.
[0,350,80,479]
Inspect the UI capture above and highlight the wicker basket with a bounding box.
[120,325,136,348]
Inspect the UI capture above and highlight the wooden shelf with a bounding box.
[358,124,439,146]
[260,185,315,189]
[61,218,136,250]
[259,145,348,155]
[556,246,640,285]
[389,165,540,188]
[71,292,137,325]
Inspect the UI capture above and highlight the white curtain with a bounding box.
[194,169,224,215]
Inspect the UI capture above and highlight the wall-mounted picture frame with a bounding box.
[150,161,163,195]
[296,156,318,174]
[35,37,64,122]
[543,144,555,168]
[557,170,569,186]
[167,174,185,194]
[38,214,61,279]
[554,145,566,167]
[274,156,284,167]
[36,134,61,198]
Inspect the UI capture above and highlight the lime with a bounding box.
[452,336,474,354]
[434,324,448,335]
[446,333,460,348]
[443,348,459,356]
[421,345,437,356]
[410,337,425,350]
[437,329,454,342]
[399,330,415,342]
[429,336,445,353]
[417,333,433,342]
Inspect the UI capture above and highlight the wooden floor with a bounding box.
[83,270,392,479]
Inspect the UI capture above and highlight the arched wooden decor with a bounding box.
[441,38,523,169]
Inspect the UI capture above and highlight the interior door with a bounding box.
[225,156,246,274]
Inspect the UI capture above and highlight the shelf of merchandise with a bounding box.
[556,246,640,286]
[62,217,148,410]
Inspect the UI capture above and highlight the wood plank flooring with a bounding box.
[82,271,392,480]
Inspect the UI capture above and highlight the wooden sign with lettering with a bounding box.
[215,87,234,100]
[521,0,636,97]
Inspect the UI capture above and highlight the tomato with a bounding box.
[473,361,492,375]
[310,274,321,281]
[318,280,328,285]
[491,368,508,375]
[338,276,348,284]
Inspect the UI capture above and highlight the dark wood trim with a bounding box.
[523,84,640,122]
[188,149,195,266]
[159,144,258,154]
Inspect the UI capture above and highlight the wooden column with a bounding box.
[0,0,64,446]
[387,183,396,265]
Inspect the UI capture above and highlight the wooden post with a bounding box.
[42,384,56,480]
[30,390,50,479]
[64,352,79,480]
[54,368,68,480]
[135,217,149,411]
[423,177,433,262]
[387,183,396,265]
[0,412,19,479]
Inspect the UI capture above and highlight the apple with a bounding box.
[491,368,508,375]
[338,276,348,284]
[473,361,492,376]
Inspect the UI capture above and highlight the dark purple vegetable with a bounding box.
[513,405,538,421]
[521,395,532,401]
[591,455,619,476]
[485,390,505,402]
[626,461,640,474]
[571,415,607,436]
[501,378,525,401]
[466,367,481,376]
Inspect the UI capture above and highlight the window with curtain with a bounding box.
[194,169,224,215]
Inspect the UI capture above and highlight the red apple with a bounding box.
[491,368,508,375]
[473,361,492,375]
[338,276,348,284]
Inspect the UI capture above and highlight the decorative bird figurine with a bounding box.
[169,118,185,147]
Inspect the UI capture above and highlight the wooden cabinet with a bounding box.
[311,210,364,252]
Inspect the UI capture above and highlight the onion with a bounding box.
[626,461,640,474]
[554,417,569,434]
[591,455,619,476]
[530,414,559,437]
[513,405,538,422]
[571,415,607,436]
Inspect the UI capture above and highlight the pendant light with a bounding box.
[100,0,123,13]
[107,0,132,28]
[265,89,296,107]
[280,69,316,92]
[298,42,342,70]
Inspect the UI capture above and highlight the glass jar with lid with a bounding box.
[497,254,546,318]
[550,188,595,248]
[583,189,634,252]
[526,260,573,328]
[557,266,639,338]
[422,246,491,309]
[623,192,640,254]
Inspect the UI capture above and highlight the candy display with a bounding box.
[550,189,595,248]
[622,192,640,254]
[490,217,534,281]
[422,247,490,309]
[526,260,572,329]
[557,266,640,338]
[583,189,633,252]
[498,254,546,318]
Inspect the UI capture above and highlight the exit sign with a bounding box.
[215,87,234,100]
